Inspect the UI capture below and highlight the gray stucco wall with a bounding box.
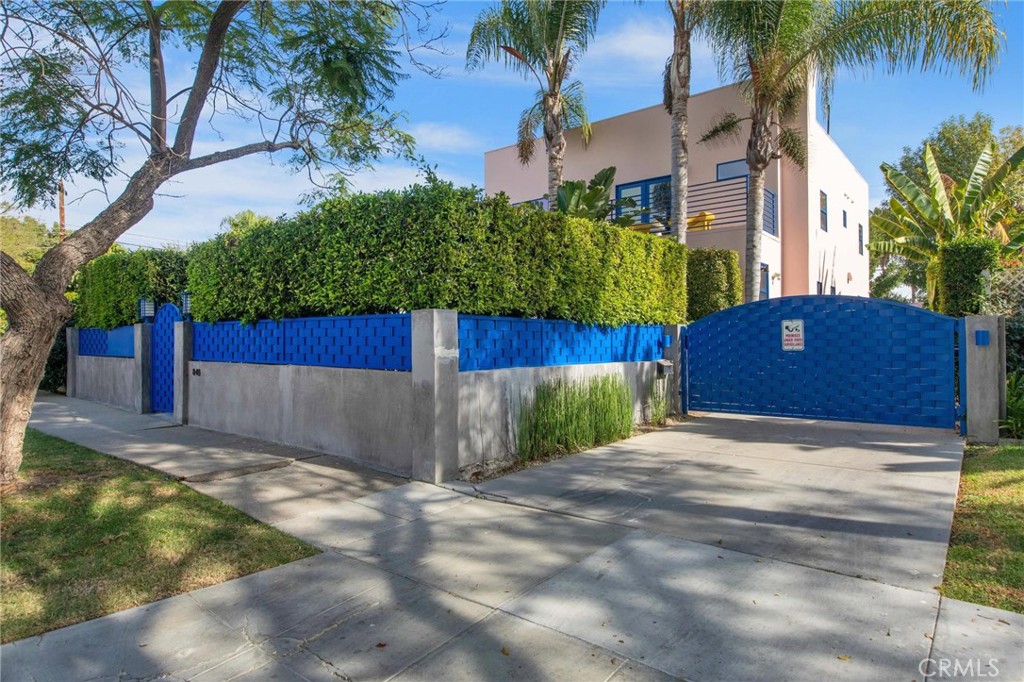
[75,355,139,412]
[458,361,661,471]
[187,361,415,474]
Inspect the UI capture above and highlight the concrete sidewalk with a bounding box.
[5,396,1022,681]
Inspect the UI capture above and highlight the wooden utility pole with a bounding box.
[58,180,66,241]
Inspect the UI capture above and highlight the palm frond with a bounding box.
[700,113,745,144]
[778,126,806,169]
[961,143,994,222]
[560,80,592,144]
[516,99,544,165]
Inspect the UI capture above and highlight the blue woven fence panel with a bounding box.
[686,296,956,428]
[78,326,135,357]
[458,315,664,371]
[192,314,412,371]
[150,303,182,413]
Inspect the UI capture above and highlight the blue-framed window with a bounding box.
[759,263,769,301]
[858,224,864,255]
[842,209,847,228]
[763,188,777,236]
[716,159,749,182]
[615,176,671,226]
[819,191,828,231]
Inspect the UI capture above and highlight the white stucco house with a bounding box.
[484,80,870,298]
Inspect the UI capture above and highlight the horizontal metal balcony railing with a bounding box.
[686,177,777,236]
[626,177,778,237]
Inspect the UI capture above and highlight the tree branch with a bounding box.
[143,1,167,152]
[0,252,44,322]
[177,140,303,174]
[171,0,246,159]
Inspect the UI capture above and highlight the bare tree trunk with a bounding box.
[669,12,691,244]
[744,168,765,304]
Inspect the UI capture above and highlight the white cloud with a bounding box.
[576,18,720,92]
[409,122,486,154]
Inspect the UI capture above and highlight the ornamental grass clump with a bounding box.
[517,374,633,462]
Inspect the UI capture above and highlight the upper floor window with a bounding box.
[858,224,864,255]
[616,176,671,227]
[819,191,828,231]
[716,159,749,182]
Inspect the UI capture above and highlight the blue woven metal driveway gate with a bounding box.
[151,303,182,413]
[685,296,961,429]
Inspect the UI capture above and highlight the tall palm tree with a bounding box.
[467,0,604,204]
[700,0,1000,302]
[663,0,713,245]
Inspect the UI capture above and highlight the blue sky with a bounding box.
[22,0,1024,250]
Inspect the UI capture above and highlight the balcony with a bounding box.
[687,177,777,237]
[625,176,777,237]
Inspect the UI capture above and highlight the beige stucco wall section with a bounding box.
[485,80,869,299]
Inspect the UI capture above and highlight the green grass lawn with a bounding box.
[940,444,1024,613]
[0,429,318,643]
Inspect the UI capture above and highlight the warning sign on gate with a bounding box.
[782,319,804,351]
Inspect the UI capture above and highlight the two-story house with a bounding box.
[484,79,870,298]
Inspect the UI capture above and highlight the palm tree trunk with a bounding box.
[744,168,765,303]
[544,101,565,208]
[669,20,692,244]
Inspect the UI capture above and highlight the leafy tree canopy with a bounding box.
[894,113,1024,208]
[0,208,58,273]
[0,0,440,209]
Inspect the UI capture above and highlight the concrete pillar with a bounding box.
[411,309,459,483]
[173,320,193,424]
[135,323,152,414]
[965,315,1006,444]
[663,324,684,414]
[66,327,78,398]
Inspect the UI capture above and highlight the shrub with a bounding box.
[77,249,188,329]
[645,377,668,426]
[935,237,1000,317]
[516,374,634,461]
[687,248,742,321]
[186,180,688,326]
[1002,372,1024,439]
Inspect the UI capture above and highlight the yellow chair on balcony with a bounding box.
[687,211,715,231]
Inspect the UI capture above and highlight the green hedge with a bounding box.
[76,249,189,329]
[686,248,743,321]
[187,181,688,326]
[935,237,1000,317]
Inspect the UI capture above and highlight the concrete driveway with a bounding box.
[469,413,966,592]
[8,399,1022,681]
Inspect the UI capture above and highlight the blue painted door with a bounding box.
[150,303,182,413]
[686,296,957,429]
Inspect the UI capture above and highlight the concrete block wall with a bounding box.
[66,325,149,413]
[69,310,680,482]
[186,361,416,475]
[457,361,661,476]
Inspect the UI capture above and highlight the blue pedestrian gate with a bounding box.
[685,296,963,429]
[150,303,182,413]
